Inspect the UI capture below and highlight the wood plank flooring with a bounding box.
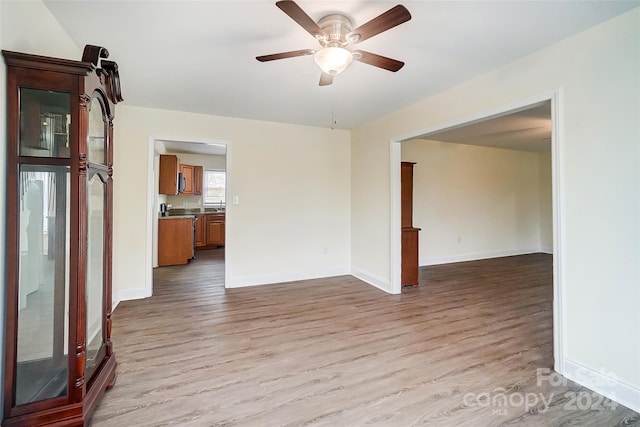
[90,251,639,426]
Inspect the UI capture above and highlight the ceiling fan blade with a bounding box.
[256,49,314,62]
[276,1,326,39]
[319,72,334,86]
[353,50,404,72]
[346,5,411,44]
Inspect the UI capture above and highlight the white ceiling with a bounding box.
[416,101,551,152]
[44,1,639,130]
[159,140,227,156]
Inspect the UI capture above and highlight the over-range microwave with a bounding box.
[178,172,186,193]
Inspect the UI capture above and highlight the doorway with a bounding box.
[390,92,563,374]
[146,136,230,297]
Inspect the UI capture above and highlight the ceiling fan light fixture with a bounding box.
[314,47,353,75]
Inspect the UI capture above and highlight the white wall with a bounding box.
[0,3,5,419]
[402,140,546,265]
[113,105,351,301]
[0,0,83,417]
[352,8,640,410]
[538,150,553,252]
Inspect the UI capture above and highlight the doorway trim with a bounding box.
[144,135,231,298]
[389,89,564,374]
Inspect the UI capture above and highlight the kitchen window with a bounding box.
[204,170,226,206]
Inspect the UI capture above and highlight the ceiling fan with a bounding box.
[256,1,411,86]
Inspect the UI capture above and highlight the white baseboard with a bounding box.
[539,246,553,254]
[350,267,392,294]
[119,288,151,302]
[420,248,551,266]
[227,267,350,288]
[563,358,640,413]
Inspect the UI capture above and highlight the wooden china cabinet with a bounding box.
[2,45,123,426]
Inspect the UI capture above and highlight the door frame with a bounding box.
[145,135,231,297]
[389,89,564,374]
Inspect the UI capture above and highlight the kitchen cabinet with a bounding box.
[2,45,121,426]
[401,162,421,286]
[195,215,206,247]
[194,166,203,195]
[205,214,225,247]
[158,217,195,265]
[159,154,180,195]
[180,164,194,195]
[159,159,202,197]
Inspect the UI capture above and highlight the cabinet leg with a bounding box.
[106,371,117,390]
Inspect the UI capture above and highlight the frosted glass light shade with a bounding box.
[314,47,353,75]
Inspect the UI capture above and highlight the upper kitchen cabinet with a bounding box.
[194,166,203,196]
[2,45,122,426]
[159,154,180,194]
[180,164,194,195]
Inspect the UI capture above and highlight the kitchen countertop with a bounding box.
[159,215,196,220]
[168,208,225,216]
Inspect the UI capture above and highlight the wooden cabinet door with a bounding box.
[195,215,205,247]
[159,154,179,194]
[180,164,194,195]
[194,166,203,195]
[401,162,420,286]
[401,228,420,286]
[206,220,225,246]
[158,218,194,265]
[401,162,415,228]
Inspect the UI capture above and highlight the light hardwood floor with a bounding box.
[91,251,639,426]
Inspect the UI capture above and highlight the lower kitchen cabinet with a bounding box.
[158,217,195,266]
[205,214,225,247]
[195,215,206,248]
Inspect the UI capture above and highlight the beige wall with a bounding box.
[352,8,639,406]
[1,0,639,414]
[114,105,351,299]
[402,140,548,265]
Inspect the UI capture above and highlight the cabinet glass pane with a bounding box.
[16,166,70,405]
[85,174,105,377]
[20,88,71,158]
[86,97,106,165]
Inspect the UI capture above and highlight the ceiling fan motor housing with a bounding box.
[317,14,354,47]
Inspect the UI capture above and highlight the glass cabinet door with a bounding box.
[84,96,108,381]
[87,97,106,165]
[85,173,105,378]
[15,165,70,405]
[19,88,70,158]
